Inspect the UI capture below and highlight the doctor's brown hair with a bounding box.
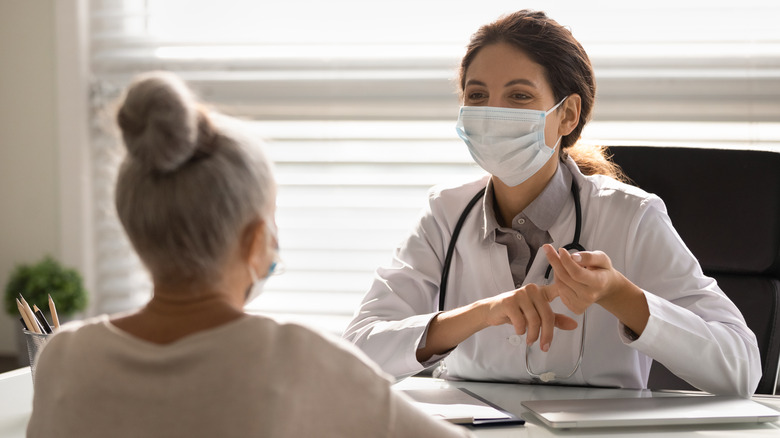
[458,9,627,181]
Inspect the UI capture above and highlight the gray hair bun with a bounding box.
[117,71,201,173]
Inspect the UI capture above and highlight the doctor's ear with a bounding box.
[557,94,581,137]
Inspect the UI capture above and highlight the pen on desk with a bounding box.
[19,294,44,334]
[16,298,39,334]
[48,294,60,329]
[33,304,53,334]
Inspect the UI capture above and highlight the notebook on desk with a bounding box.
[403,387,524,426]
[522,395,780,429]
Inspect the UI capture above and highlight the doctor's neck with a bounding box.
[492,156,560,227]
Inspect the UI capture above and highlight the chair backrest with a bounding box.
[608,146,780,395]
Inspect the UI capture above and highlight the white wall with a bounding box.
[0,0,60,355]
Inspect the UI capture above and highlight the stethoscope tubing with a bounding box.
[438,187,486,312]
[438,179,584,311]
[437,178,586,383]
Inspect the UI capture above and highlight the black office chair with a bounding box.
[608,145,780,395]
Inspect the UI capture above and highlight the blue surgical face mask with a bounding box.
[456,97,567,187]
[245,220,282,305]
[245,265,268,304]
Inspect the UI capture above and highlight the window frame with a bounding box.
[77,0,780,329]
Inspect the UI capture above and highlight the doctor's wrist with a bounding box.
[596,273,650,335]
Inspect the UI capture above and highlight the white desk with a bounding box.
[395,377,780,437]
[0,368,34,437]
[2,367,779,437]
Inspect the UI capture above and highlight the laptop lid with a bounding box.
[522,396,780,429]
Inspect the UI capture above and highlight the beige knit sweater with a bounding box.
[27,314,472,438]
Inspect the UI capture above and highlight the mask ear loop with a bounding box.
[264,219,284,277]
[544,96,568,151]
[244,264,261,302]
[545,96,568,116]
[248,265,260,283]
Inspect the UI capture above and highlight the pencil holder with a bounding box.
[23,330,50,384]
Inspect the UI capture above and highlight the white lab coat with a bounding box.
[343,158,761,397]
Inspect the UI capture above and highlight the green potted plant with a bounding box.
[4,255,88,365]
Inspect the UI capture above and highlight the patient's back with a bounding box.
[27,314,470,438]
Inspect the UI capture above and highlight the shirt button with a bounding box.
[508,335,522,346]
[515,233,523,241]
[517,218,526,225]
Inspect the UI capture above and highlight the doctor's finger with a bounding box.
[554,313,579,331]
[547,280,589,315]
[557,248,594,286]
[559,249,611,295]
[543,245,585,290]
[515,290,542,344]
[567,250,612,270]
[504,311,525,336]
[540,282,561,303]
[495,294,527,335]
[506,308,531,338]
[529,290,556,351]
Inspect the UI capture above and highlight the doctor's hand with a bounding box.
[417,279,580,363]
[481,284,578,352]
[542,244,650,335]
[541,244,622,314]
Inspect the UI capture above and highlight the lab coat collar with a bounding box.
[548,157,586,247]
[480,180,498,241]
[527,163,572,231]
[521,157,584,284]
[480,159,574,242]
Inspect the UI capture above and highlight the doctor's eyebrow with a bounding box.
[504,79,537,88]
[464,78,538,88]
[464,79,487,88]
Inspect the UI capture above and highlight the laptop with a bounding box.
[522,395,780,429]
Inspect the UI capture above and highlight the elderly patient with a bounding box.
[27,72,472,438]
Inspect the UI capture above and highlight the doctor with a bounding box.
[343,9,761,397]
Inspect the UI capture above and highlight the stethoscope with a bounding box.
[438,178,587,383]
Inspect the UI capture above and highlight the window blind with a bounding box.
[87,0,780,332]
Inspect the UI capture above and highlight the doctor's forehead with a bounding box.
[463,43,549,90]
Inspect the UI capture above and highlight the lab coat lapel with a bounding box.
[488,241,515,294]
[525,182,578,286]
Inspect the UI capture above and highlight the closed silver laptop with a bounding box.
[522,396,780,429]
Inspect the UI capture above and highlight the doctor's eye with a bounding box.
[465,92,488,104]
[506,89,535,103]
[509,93,531,101]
